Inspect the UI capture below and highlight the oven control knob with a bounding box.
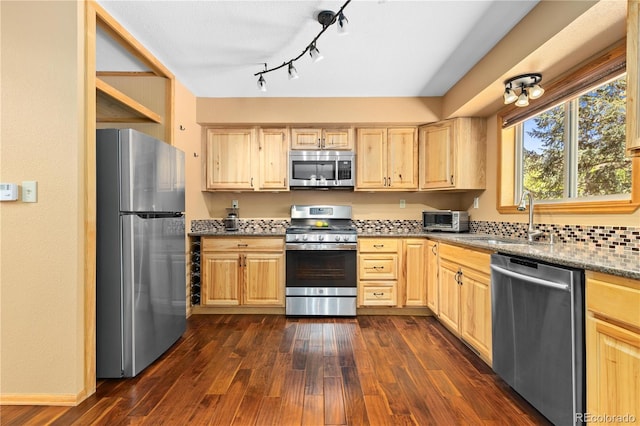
[302,235,308,241]
[335,235,341,241]
[318,235,324,241]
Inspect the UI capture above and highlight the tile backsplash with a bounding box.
[191,219,639,252]
[470,221,639,252]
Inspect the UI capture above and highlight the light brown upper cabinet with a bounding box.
[204,128,256,190]
[419,118,486,190]
[356,127,418,190]
[291,128,353,150]
[203,128,289,192]
[627,0,640,156]
[258,128,289,191]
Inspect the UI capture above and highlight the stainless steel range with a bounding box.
[285,205,357,316]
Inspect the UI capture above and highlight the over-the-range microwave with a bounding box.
[289,150,355,189]
[423,210,469,232]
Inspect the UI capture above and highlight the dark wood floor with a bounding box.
[1,315,551,425]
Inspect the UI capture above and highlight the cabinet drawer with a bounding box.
[439,243,491,275]
[359,254,398,279]
[587,272,640,329]
[359,239,399,252]
[202,237,283,252]
[360,283,397,306]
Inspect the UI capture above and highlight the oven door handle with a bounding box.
[285,243,357,251]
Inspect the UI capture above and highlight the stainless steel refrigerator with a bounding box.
[96,128,186,378]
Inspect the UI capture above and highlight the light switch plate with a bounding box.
[22,181,37,203]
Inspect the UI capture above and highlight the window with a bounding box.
[515,75,631,203]
[498,43,639,214]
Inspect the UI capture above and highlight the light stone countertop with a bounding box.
[190,225,639,280]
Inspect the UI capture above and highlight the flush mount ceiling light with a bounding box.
[254,0,351,91]
[503,73,545,107]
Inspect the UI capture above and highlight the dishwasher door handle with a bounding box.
[491,264,570,291]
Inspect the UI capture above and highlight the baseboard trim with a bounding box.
[0,392,82,406]
[190,306,434,316]
[191,306,286,315]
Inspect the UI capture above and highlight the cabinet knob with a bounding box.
[373,292,384,297]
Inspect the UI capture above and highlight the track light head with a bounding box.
[503,86,517,104]
[309,43,323,62]
[337,12,349,35]
[528,84,544,99]
[515,88,529,107]
[257,75,266,92]
[288,62,299,80]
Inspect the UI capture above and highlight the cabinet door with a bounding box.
[459,267,492,363]
[291,128,322,150]
[201,252,241,305]
[438,258,460,333]
[205,128,255,190]
[356,128,387,188]
[323,129,353,150]
[426,240,439,314]
[258,128,289,190]
[628,0,640,156]
[419,122,454,189]
[586,315,640,423]
[387,128,418,189]
[404,239,427,306]
[243,253,285,306]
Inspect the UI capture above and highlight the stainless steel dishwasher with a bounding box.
[490,253,585,426]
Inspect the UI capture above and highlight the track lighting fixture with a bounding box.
[253,0,351,91]
[503,73,544,107]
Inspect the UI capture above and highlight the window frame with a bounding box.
[497,42,639,214]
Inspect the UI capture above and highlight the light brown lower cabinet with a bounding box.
[404,239,428,306]
[357,238,429,308]
[358,238,399,306]
[437,243,492,364]
[201,237,285,307]
[586,271,640,424]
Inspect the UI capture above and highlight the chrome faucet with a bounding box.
[517,190,543,242]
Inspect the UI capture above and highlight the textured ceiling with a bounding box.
[96,0,539,98]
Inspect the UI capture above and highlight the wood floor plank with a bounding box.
[254,396,282,426]
[322,323,338,357]
[323,376,346,425]
[341,366,369,426]
[363,394,396,426]
[187,394,221,425]
[302,394,325,426]
[2,315,551,426]
[267,352,292,397]
[304,349,324,396]
[278,369,306,426]
[209,368,252,425]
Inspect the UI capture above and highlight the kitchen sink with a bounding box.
[460,236,532,246]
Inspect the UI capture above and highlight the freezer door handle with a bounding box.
[490,264,569,291]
